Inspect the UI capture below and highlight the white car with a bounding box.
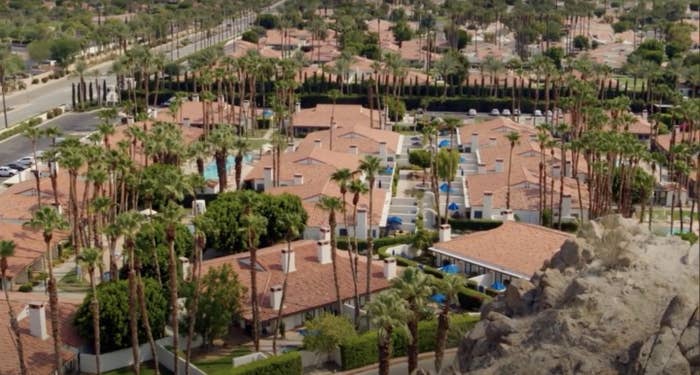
[513,109,521,116]
[502,109,512,116]
[490,108,500,116]
[467,109,477,117]
[16,156,35,166]
[0,166,18,177]
[533,109,543,117]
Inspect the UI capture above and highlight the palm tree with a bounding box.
[391,267,432,373]
[358,155,381,303]
[233,138,251,190]
[367,290,410,375]
[58,143,86,264]
[184,216,206,375]
[331,168,353,241]
[317,196,344,314]
[347,178,368,328]
[434,274,461,372]
[24,206,69,375]
[443,117,461,150]
[505,131,521,210]
[23,127,43,208]
[272,212,303,354]
[328,89,341,149]
[437,149,460,224]
[208,125,236,192]
[1,240,28,375]
[78,247,102,375]
[239,197,267,352]
[0,47,23,129]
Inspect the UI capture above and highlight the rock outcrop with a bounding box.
[448,216,700,374]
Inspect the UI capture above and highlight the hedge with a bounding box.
[339,314,479,370]
[448,218,503,231]
[0,117,43,142]
[230,351,302,375]
[336,234,414,252]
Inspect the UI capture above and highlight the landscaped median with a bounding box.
[226,351,302,375]
[339,314,479,371]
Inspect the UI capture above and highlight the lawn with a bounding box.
[192,347,253,375]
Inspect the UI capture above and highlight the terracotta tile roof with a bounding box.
[262,28,312,47]
[0,223,69,279]
[431,221,572,278]
[0,293,82,375]
[293,104,379,129]
[297,125,402,155]
[155,100,235,126]
[301,187,389,228]
[0,169,83,222]
[200,240,391,321]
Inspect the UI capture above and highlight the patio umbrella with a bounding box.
[459,157,466,163]
[439,264,459,274]
[439,183,449,192]
[448,202,459,211]
[387,216,403,225]
[431,294,446,303]
[438,139,450,148]
[384,167,393,174]
[490,280,506,291]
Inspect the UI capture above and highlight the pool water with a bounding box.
[203,155,236,181]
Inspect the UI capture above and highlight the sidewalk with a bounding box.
[344,348,458,375]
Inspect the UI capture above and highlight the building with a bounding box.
[292,104,380,137]
[0,293,83,375]
[428,222,572,291]
[200,238,394,331]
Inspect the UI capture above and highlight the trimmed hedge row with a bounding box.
[339,314,479,370]
[448,218,503,231]
[230,351,302,375]
[336,234,414,252]
[0,117,43,142]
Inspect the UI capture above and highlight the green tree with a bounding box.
[23,127,44,208]
[193,263,245,346]
[437,149,459,223]
[50,37,81,69]
[240,196,268,352]
[74,279,168,352]
[24,206,69,375]
[208,124,237,192]
[78,247,102,374]
[359,155,381,304]
[303,314,357,355]
[391,267,432,373]
[1,240,28,375]
[0,47,23,129]
[317,196,344,314]
[391,19,413,50]
[409,149,432,186]
[505,131,521,210]
[433,274,461,372]
[367,290,410,375]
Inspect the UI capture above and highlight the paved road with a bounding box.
[349,351,456,375]
[2,0,289,128]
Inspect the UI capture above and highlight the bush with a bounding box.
[612,20,632,33]
[31,78,39,84]
[230,351,302,375]
[41,77,50,83]
[242,30,260,44]
[336,234,414,251]
[573,35,589,50]
[339,314,479,370]
[19,283,33,292]
[448,218,503,231]
[255,13,280,29]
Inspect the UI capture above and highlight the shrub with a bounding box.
[242,30,260,44]
[336,234,414,251]
[31,78,39,84]
[230,351,302,375]
[255,13,280,30]
[448,218,503,231]
[19,283,33,292]
[47,111,54,119]
[612,20,632,33]
[457,285,490,310]
[41,77,50,83]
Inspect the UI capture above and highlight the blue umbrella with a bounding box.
[431,294,446,303]
[459,157,466,163]
[439,183,449,192]
[490,280,506,291]
[262,109,274,119]
[388,216,403,225]
[439,264,459,274]
[438,139,450,148]
[448,202,459,211]
[384,167,393,174]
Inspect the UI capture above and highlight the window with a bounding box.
[339,228,348,236]
[473,211,483,219]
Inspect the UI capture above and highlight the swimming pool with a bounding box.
[203,155,236,181]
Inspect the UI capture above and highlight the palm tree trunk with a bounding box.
[330,214,343,314]
[272,239,292,355]
[250,240,260,351]
[434,306,449,373]
[3,273,28,375]
[407,318,418,373]
[89,268,102,374]
[185,233,203,375]
[136,266,159,375]
[167,232,179,375]
[365,182,374,304]
[378,330,392,375]
[45,235,64,375]
[127,249,141,375]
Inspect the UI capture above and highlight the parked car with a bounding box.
[513,109,521,116]
[0,166,18,177]
[546,110,553,119]
[5,163,26,171]
[16,156,34,166]
[533,109,543,117]
[467,108,477,116]
[490,108,500,116]
[502,109,511,116]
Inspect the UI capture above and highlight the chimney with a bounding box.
[565,160,572,177]
[28,302,48,340]
[500,209,515,221]
[438,224,451,242]
[561,194,572,219]
[383,257,397,280]
[192,94,200,102]
[477,163,487,174]
[293,173,303,185]
[281,248,296,273]
[183,117,191,127]
[482,191,493,220]
[193,199,206,216]
[349,145,359,155]
[269,285,283,310]
[489,137,497,146]
[577,172,586,184]
[314,139,322,149]
[319,225,331,242]
[642,109,648,119]
[263,166,273,191]
[317,240,332,264]
[295,101,301,113]
[494,158,504,173]
[552,165,561,178]
[356,207,368,240]
[179,256,191,280]
[379,142,387,160]
[470,132,479,153]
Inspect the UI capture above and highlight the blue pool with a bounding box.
[204,155,236,181]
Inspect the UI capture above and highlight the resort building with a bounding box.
[291,104,380,137]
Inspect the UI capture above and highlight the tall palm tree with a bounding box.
[437,149,460,224]
[434,274,461,372]
[367,290,410,375]
[78,247,102,375]
[184,216,206,375]
[239,196,267,352]
[505,131,521,210]
[24,206,69,375]
[1,240,28,375]
[348,178,368,328]
[331,168,352,240]
[23,127,43,208]
[208,125,236,192]
[233,138,251,190]
[391,267,432,373]
[359,155,381,303]
[317,196,344,314]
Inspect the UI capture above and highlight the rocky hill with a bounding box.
[448,215,699,374]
